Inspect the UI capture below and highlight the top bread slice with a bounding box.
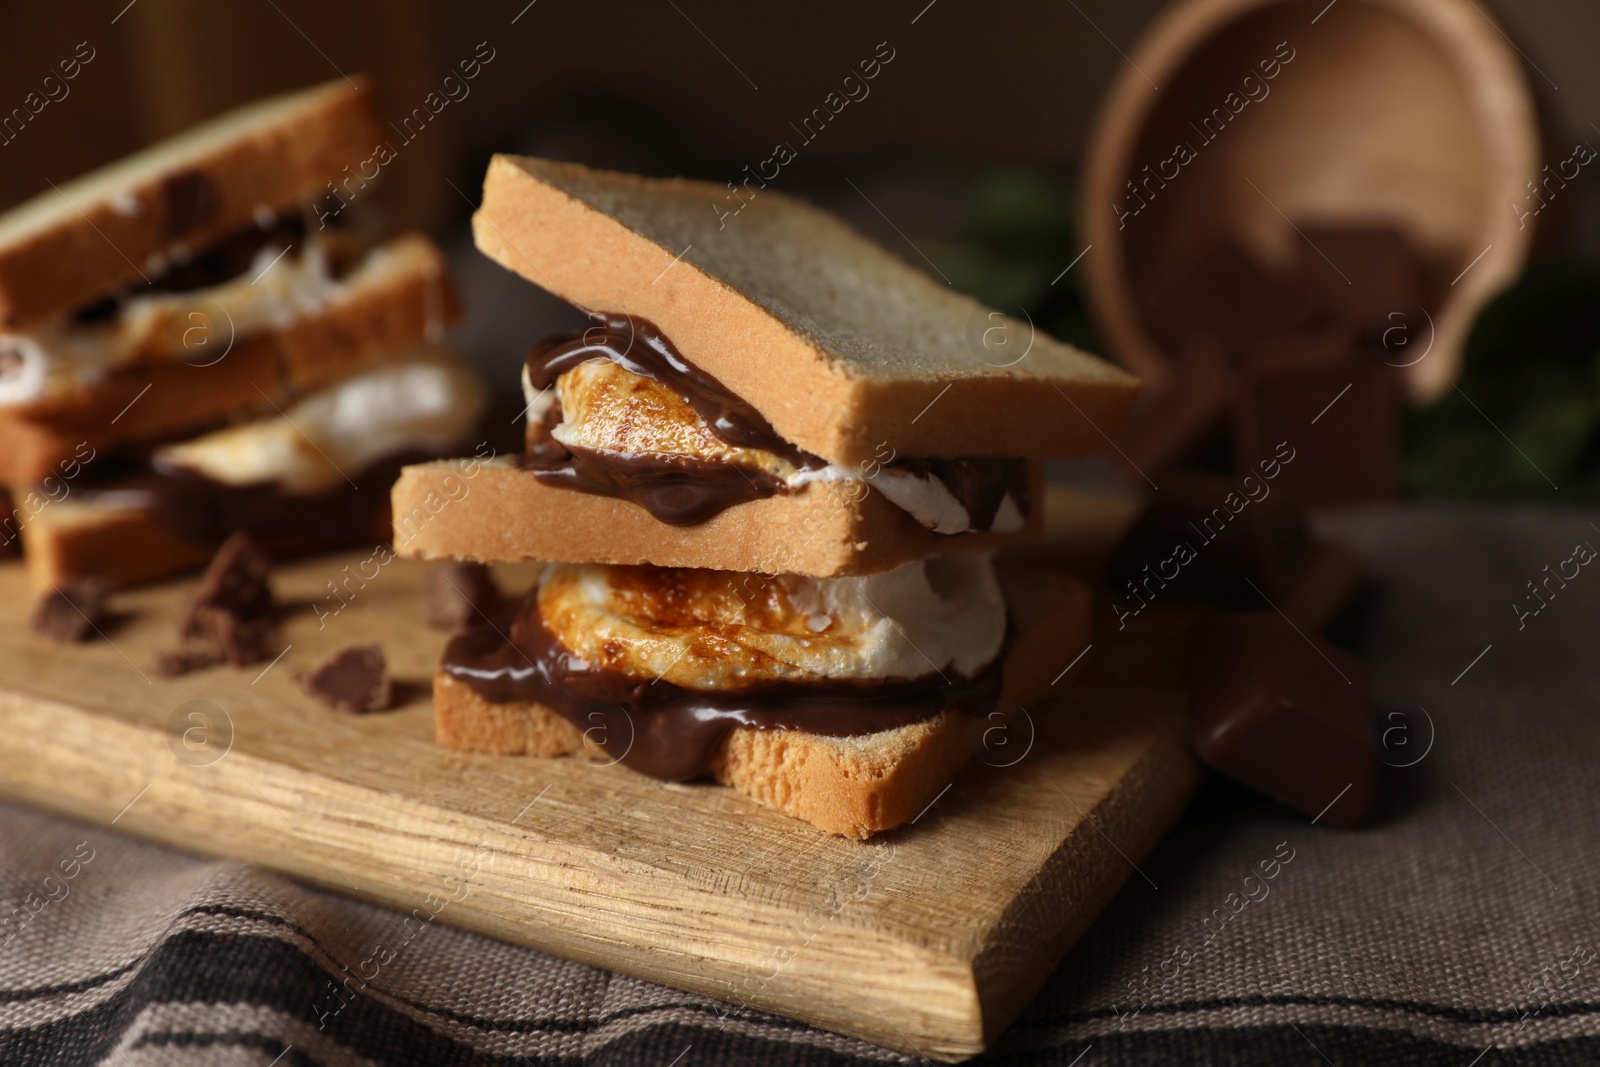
[473,155,1139,468]
[0,78,381,329]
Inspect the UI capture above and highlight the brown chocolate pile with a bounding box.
[152,532,281,676]
[300,644,393,714]
[31,579,109,643]
[1127,224,1434,507]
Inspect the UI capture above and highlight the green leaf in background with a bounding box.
[931,167,1101,356]
[1405,262,1600,498]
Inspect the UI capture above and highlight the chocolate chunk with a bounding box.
[154,532,280,671]
[31,579,108,643]
[184,603,278,668]
[180,531,276,635]
[1290,224,1432,340]
[1124,224,1430,507]
[301,645,393,714]
[425,561,503,631]
[1107,472,1314,607]
[160,170,219,235]
[1187,613,1377,828]
[1231,345,1402,507]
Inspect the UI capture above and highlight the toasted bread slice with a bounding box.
[434,567,1092,838]
[0,79,382,329]
[391,457,1042,578]
[473,155,1139,467]
[0,235,458,484]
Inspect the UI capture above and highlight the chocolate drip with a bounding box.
[533,445,789,527]
[519,312,1033,531]
[441,590,1002,781]
[890,457,1032,531]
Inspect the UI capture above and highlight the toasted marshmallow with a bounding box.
[537,554,1006,690]
[528,357,1027,535]
[154,347,484,493]
[531,358,805,480]
[873,466,1029,535]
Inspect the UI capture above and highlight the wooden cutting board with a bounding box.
[0,549,1206,1061]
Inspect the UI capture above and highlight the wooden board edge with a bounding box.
[0,688,992,1058]
[970,697,1200,1051]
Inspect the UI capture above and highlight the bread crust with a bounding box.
[391,458,1043,579]
[20,491,394,592]
[0,79,384,328]
[22,500,216,591]
[432,567,1093,838]
[0,235,459,485]
[473,154,1140,467]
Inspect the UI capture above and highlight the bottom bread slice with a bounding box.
[433,566,1092,838]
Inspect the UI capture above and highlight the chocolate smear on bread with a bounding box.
[520,312,1031,531]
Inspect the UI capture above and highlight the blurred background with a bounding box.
[6,0,1599,502]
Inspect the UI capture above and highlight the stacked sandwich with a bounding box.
[394,156,1137,837]
[0,78,483,590]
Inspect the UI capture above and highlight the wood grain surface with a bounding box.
[0,547,1204,1061]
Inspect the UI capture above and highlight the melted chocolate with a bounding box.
[520,312,1033,531]
[88,451,423,558]
[442,589,1002,781]
[161,170,220,236]
[533,446,788,526]
[72,216,306,325]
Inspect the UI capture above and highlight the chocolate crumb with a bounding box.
[31,579,108,643]
[425,560,503,631]
[301,644,393,714]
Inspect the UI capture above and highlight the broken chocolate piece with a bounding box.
[301,645,393,714]
[1125,224,1432,507]
[1187,613,1377,828]
[31,579,108,643]
[1107,472,1314,607]
[180,531,277,637]
[154,532,281,671]
[184,603,278,668]
[425,561,504,631]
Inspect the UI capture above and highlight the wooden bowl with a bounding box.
[1079,0,1540,401]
